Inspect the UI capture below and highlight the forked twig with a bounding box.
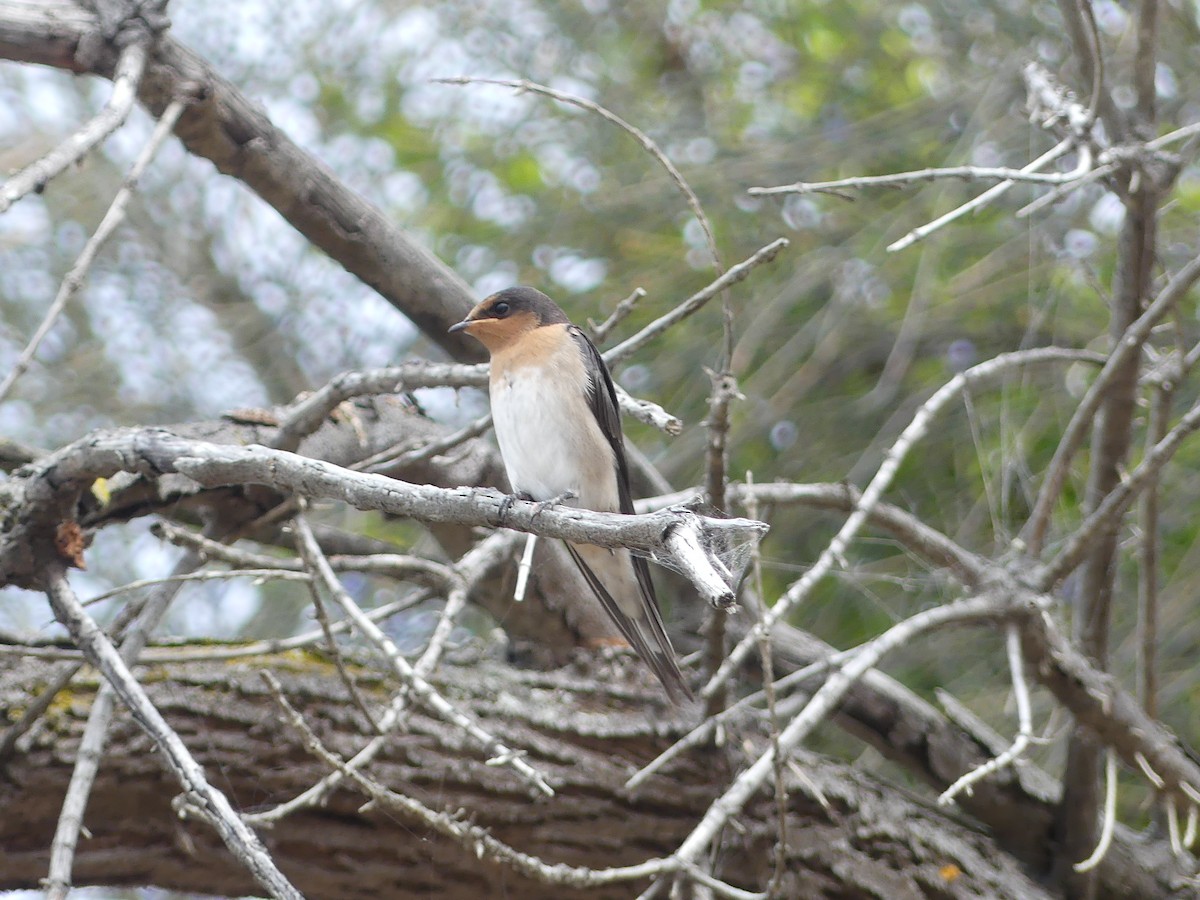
[290,513,551,794]
[43,564,301,900]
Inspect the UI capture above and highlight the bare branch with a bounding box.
[1073,751,1119,872]
[42,563,302,900]
[676,594,1012,869]
[270,361,678,444]
[0,95,188,401]
[886,139,1077,253]
[1052,0,1119,136]
[434,76,722,274]
[1017,595,1200,806]
[358,412,493,472]
[262,671,679,891]
[750,157,1097,197]
[1,429,759,590]
[46,550,200,899]
[0,38,147,214]
[717,481,992,585]
[244,535,518,825]
[295,544,382,734]
[625,650,853,794]
[1134,0,1159,127]
[1023,251,1200,555]
[938,626,1034,805]
[1138,383,1172,719]
[1036,365,1200,590]
[704,347,1097,700]
[589,287,647,343]
[291,514,554,796]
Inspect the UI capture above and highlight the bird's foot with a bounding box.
[497,490,576,526]
[497,491,535,525]
[531,489,577,522]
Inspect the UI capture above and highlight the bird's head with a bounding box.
[448,286,570,352]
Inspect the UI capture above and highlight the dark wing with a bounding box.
[566,327,692,702]
[567,327,637,516]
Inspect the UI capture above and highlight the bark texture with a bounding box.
[0,655,1056,899]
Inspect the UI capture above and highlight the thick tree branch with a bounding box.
[0,428,765,598]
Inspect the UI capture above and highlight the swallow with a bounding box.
[450,286,691,701]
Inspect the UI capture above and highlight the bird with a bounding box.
[449,286,691,701]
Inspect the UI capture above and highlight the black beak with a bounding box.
[448,319,472,334]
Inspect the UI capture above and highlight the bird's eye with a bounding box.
[493,301,511,317]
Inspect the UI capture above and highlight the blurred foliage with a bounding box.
[3,0,1200,797]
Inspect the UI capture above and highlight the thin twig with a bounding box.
[356,412,493,472]
[1036,371,1200,589]
[295,534,382,734]
[434,77,721,271]
[243,531,524,826]
[513,533,537,602]
[589,287,647,343]
[703,480,996,585]
[0,590,430,664]
[750,156,1097,197]
[1168,798,1184,856]
[152,520,453,584]
[674,594,1012,869]
[938,625,1034,805]
[0,40,148,214]
[0,95,187,402]
[603,239,788,365]
[1073,750,1119,872]
[81,568,312,608]
[613,383,683,434]
[886,139,1075,252]
[624,650,853,793]
[1016,161,1114,217]
[269,360,678,441]
[1074,0,1106,127]
[0,660,79,763]
[263,671,689,891]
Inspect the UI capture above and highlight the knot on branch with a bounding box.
[99,0,172,46]
[75,0,171,71]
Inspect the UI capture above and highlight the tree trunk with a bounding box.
[1,655,1054,899]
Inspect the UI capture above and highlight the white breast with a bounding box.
[490,340,621,512]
